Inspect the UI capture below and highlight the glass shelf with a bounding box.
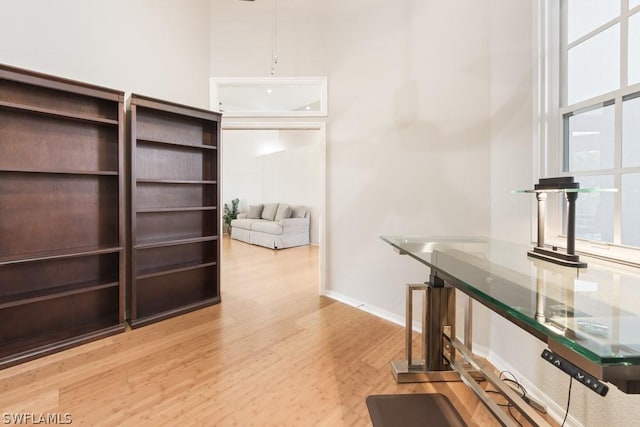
[512,188,618,193]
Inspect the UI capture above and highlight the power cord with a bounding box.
[484,388,524,427]
[561,377,573,427]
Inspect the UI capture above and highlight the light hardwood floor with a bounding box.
[0,238,554,426]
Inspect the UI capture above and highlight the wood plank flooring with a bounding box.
[0,237,555,426]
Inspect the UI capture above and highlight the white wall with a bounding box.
[0,0,211,108]
[209,0,328,77]
[222,129,322,244]
[325,0,492,320]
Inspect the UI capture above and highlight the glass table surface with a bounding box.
[380,236,640,367]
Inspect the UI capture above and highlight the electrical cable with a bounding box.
[561,377,573,427]
[481,371,530,426]
[270,0,278,75]
[507,404,524,427]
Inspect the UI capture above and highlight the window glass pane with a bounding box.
[630,12,640,85]
[218,85,321,112]
[566,104,615,171]
[567,0,620,43]
[631,0,640,10]
[211,78,327,116]
[622,173,640,246]
[623,96,640,167]
[568,175,615,242]
[567,24,620,105]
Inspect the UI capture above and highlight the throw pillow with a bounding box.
[291,205,307,218]
[247,204,263,219]
[275,204,291,221]
[261,203,279,221]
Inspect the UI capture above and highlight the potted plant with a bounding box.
[223,198,239,235]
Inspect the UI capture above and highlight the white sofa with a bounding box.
[230,203,310,249]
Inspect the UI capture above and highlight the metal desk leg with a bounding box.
[391,273,459,383]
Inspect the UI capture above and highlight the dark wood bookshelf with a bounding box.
[128,94,221,328]
[0,64,126,369]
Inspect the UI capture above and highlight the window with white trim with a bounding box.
[547,0,640,256]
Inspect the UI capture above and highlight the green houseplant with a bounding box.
[223,198,239,234]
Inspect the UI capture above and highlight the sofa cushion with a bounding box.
[291,205,308,218]
[275,204,291,221]
[247,204,263,219]
[251,220,282,235]
[230,218,260,231]
[261,203,279,221]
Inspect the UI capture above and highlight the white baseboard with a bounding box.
[322,290,406,328]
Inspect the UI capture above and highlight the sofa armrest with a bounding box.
[279,217,309,233]
[237,213,247,219]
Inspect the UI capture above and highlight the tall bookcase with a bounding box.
[0,64,126,369]
[128,94,221,328]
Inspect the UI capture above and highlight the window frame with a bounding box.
[209,77,328,118]
[539,0,640,266]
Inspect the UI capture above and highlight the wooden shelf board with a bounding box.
[0,281,119,310]
[130,93,222,122]
[137,137,216,151]
[0,167,118,176]
[0,100,119,125]
[134,236,218,250]
[0,322,125,369]
[129,297,220,329]
[136,206,217,214]
[136,261,217,280]
[0,246,122,266]
[135,178,217,185]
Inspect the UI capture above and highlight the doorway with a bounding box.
[221,122,326,293]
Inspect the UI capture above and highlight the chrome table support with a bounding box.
[391,273,459,383]
[443,332,551,427]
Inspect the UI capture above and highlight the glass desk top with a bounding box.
[380,236,640,371]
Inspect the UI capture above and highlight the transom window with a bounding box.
[558,0,640,249]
